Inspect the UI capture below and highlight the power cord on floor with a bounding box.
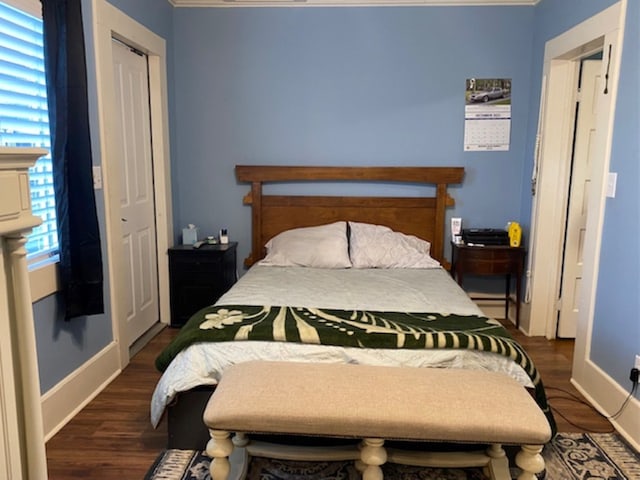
[546,371,639,433]
[546,388,615,433]
[548,406,613,433]
[545,386,611,432]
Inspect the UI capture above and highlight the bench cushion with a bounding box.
[203,361,551,446]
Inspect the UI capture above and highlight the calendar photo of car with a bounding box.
[466,78,511,105]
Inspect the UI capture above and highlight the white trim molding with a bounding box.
[2,0,42,17]
[29,262,59,302]
[168,0,539,7]
[41,342,121,442]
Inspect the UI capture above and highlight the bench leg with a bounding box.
[515,444,545,480]
[359,438,387,480]
[206,429,234,480]
[233,432,249,447]
[355,441,366,473]
[483,444,511,480]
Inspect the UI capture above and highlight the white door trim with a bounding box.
[528,1,622,338]
[528,1,639,447]
[92,0,173,368]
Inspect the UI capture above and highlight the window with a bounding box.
[0,0,58,266]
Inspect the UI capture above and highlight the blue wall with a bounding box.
[172,5,535,266]
[106,0,173,35]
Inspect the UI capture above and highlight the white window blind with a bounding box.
[0,1,58,263]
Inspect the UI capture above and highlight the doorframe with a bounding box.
[92,0,173,368]
[528,1,640,445]
[528,2,623,339]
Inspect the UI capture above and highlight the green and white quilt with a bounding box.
[156,304,556,433]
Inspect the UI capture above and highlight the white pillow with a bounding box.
[349,222,441,269]
[259,221,352,268]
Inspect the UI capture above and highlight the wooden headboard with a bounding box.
[236,165,465,268]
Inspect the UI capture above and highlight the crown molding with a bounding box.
[168,0,539,7]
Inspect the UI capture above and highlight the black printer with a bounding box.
[462,228,509,246]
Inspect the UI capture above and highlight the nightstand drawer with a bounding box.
[173,284,225,320]
[456,248,519,275]
[170,255,223,272]
[168,242,237,327]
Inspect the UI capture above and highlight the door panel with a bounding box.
[122,233,134,320]
[112,39,159,345]
[557,59,600,338]
[137,227,154,309]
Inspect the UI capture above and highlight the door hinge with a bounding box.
[555,297,562,311]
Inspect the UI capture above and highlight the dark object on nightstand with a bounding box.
[168,242,237,327]
[450,241,525,328]
[462,228,509,246]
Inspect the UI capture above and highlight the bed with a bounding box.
[153,165,554,449]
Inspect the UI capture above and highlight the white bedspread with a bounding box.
[151,266,532,426]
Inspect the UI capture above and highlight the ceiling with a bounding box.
[168,0,540,7]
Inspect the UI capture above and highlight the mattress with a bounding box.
[151,265,532,426]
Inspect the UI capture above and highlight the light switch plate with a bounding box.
[606,172,617,198]
[92,166,103,190]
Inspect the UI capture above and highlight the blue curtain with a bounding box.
[41,0,104,319]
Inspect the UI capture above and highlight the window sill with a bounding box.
[29,261,60,302]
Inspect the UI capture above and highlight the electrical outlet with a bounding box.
[629,355,640,384]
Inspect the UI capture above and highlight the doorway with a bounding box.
[527,3,622,338]
[526,2,624,408]
[94,0,173,369]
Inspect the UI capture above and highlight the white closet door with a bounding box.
[112,39,160,345]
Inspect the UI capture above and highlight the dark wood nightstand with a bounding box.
[168,242,238,327]
[450,242,526,328]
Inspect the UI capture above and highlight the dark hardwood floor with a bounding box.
[45,320,614,480]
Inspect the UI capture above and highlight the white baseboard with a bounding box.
[571,358,640,451]
[41,341,121,442]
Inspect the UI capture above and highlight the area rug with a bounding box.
[144,433,640,480]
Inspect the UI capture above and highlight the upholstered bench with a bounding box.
[203,361,552,480]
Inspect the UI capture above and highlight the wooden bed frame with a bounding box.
[236,165,465,268]
[165,165,465,449]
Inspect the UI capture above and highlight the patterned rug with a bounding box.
[144,433,640,480]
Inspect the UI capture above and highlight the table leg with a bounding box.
[505,274,511,321]
[515,272,522,329]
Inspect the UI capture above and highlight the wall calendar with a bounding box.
[464,78,512,151]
